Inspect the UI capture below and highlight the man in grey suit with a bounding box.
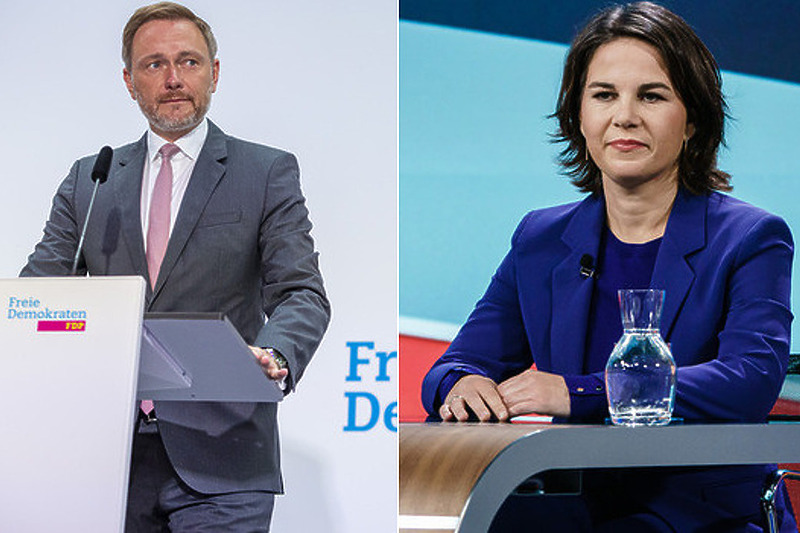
[21,2,330,531]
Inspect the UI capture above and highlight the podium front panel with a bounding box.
[0,277,145,533]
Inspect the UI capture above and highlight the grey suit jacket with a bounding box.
[22,120,331,494]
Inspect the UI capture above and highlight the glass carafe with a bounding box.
[605,289,676,426]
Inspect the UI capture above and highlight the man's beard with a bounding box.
[133,84,213,134]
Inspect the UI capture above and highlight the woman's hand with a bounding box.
[497,370,571,418]
[440,375,509,422]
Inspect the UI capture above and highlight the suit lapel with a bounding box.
[151,122,228,300]
[113,135,151,297]
[650,188,706,340]
[550,195,605,375]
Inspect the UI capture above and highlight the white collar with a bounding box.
[146,119,209,162]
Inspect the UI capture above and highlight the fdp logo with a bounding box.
[7,296,88,332]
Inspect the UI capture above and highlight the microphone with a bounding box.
[579,254,596,279]
[91,145,113,184]
[71,146,113,275]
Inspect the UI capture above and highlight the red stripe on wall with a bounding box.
[399,334,450,422]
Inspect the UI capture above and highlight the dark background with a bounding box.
[400,0,800,84]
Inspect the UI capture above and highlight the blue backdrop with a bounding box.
[400,2,800,352]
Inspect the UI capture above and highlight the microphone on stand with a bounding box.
[71,146,113,276]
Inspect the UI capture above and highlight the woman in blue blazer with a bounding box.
[422,3,795,531]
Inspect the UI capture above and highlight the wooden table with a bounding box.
[399,422,800,533]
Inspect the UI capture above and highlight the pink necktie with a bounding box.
[146,143,180,290]
[141,143,180,418]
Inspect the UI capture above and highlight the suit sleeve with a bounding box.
[253,153,331,392]
[21,161,84,277]
[674,214,793,422]
[421,215,534,414]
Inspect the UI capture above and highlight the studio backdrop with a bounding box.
[400,0,800,347]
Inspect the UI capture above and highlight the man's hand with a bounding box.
[249,346,289,381]
[497,369,570,418]
[440,374,509,422]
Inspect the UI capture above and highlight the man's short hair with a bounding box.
[122,1,218,70]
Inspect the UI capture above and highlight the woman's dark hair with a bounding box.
[553,1,731,194]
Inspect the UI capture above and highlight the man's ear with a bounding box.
[211,58,220,93]
[123,68,137,100]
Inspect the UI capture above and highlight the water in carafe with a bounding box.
[605,289,676,426]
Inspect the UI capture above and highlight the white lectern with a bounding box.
[0,277,281,532]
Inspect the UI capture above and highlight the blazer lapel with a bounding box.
[151,122,227,299]
[113,135,151,297]
[550,195,605,375]
[650,188,706,340]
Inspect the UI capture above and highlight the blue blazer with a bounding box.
[422,188,795,530]
[22,121,330,494]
